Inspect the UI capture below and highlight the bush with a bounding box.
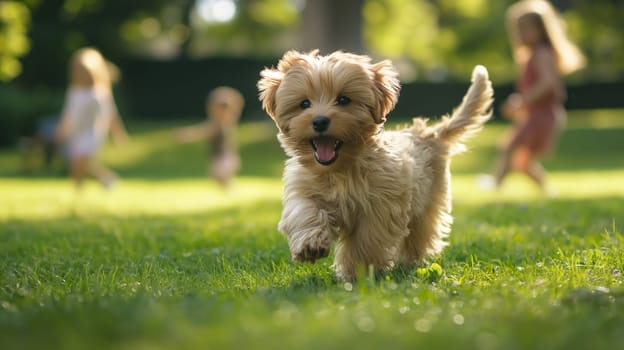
[0,84,63,147]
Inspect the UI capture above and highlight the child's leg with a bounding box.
[211,152,239,189]
[70,155,90,189]
[494,144,513,187]
[526,161,546,191]
[512,146,546,191]
[88,161,118,188]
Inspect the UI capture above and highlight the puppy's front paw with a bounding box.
[290,234,330,263]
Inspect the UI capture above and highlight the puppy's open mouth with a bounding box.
[311,136,343,166]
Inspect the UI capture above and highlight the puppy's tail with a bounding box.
[433,65,493,153]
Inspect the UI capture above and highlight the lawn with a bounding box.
[1,109,623,350]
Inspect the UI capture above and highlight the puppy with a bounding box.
[258,50,493,280]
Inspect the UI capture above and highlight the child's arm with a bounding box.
[500,93,527,122]
[110,113,129,144]
[173,121,218,143]
[520,48,559,105]
[54,90,76,142]
[54,114,70,142]
[106,95,128,144]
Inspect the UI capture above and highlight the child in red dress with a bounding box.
[489,0,585,192]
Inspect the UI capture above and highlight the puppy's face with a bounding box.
[258,51,400,170]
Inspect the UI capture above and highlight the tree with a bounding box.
[8,0,624,85]
[563,0,624,81]
[362,0,624,82]
[15,0,302,85]
[0,1,31,81]
[299,0,364,53]
[187,0,300,57]
[16,0,178,85]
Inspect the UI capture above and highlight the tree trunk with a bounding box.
[299,0,364,54]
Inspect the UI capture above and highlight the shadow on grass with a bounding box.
[0,138,285,179]
[97,124,624,178]
[102,137,285,180]
[453,125,624,175]
[1,196,622,295]
[445,196,623,265]
[0,120,286,179]
[548,127,624,171]
[1,122,622,179]
[2,196,623,349]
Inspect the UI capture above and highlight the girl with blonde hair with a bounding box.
[488,0,585,192]
[55,47,128,190]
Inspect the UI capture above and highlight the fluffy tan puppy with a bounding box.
[258,50,493,280]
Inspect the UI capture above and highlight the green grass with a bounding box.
[1,110,623,350]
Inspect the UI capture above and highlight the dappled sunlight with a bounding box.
[1,169,622,221]
[96,120,281,179]
[452,170,624,204]
[450,109,624,174]
[1,109,622,219]
[98,128,176,168]
[566,109,624,129]
[1,112,623,350]
[0,177,283,220]
[3,1,624,347]
[236,121,278,147]
[195,0,237,24]
[100,121,276,168]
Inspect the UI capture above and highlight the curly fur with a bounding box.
[258,50,493,280]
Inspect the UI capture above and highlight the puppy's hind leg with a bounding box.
[333,222,405,281]
[399,206,450,264]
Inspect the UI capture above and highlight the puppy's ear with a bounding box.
[258,50,314,119]
[257,67,283,119]
[370,60,400,124]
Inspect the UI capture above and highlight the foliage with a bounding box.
[563,0,624,81]
[15,0,179,85]
[363,0,624,82]
[0,1,31,80]
[0,110,623,349]
[4,0,624,85]
[0,85,63,147]
[363,0,441,80]
[189,0,300,56]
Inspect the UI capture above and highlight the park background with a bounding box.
[1,0,624,144]
[1,1,623,349]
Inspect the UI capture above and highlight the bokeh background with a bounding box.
[1,3,624,349]
[1,0,623,148]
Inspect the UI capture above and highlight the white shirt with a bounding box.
[60,87,117,156]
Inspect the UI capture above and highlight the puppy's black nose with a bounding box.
[312,116,330,133]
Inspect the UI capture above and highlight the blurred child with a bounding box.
[55,47,128,190]
[484,0,585,192]
[19,115,62,173]
[173,86,244,188]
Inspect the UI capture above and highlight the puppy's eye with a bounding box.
[336,96,351,106]
[300,99,311,109]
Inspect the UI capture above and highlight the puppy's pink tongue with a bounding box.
[314,138,336,163]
